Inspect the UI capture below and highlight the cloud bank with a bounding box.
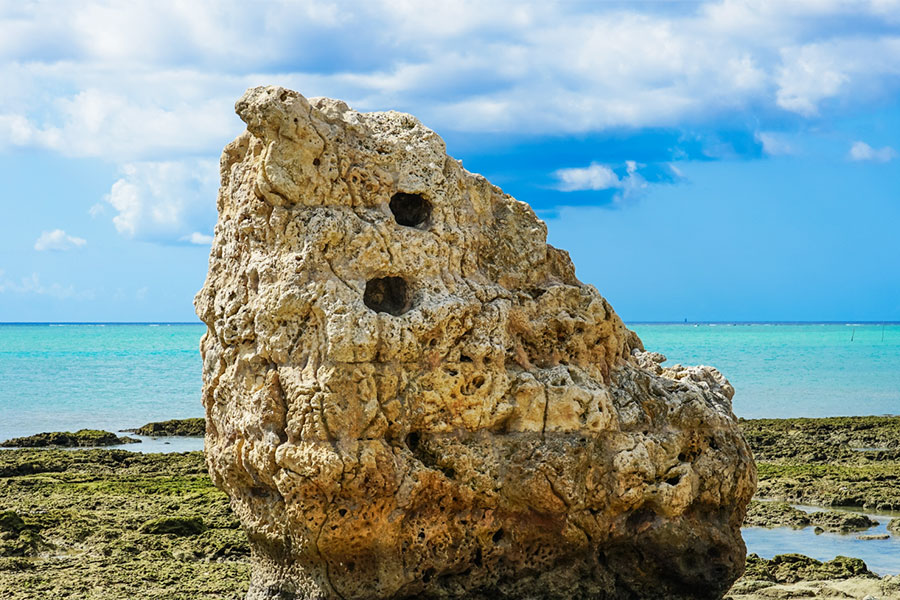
[1,0,898,237]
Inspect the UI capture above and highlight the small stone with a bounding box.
[857,534,889,540]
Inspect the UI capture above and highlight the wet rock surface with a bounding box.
[726,554,896,600]
[127,418,206,437]
[0,429,139,448]
[0,416,897,599]
[743,501,879,532]
[0,449,248,599]
[740,417,900,511]
[194,86,756,600]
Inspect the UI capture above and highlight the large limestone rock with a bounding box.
[195,86,757,600]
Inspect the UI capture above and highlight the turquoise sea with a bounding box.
[1,322,898,442]
[2,321,900,572]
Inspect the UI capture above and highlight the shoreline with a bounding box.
[2,416,899,599]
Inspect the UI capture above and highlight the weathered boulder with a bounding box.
[195,86,757,600]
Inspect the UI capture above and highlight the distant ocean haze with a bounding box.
[0,322,898,442]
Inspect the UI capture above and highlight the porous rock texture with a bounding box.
[194,86,757,600]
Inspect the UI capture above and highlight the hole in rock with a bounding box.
[389,192,431,227]
[665,474,682,486]
[364,276,410,316]
[492,528,504,543]
[473,547,483,567]
[338,508,347,517]
[626,508,656,531]
[313,158,320,166]
[405,432,421,453]
[347,562,355,572]
[422,568,435,584]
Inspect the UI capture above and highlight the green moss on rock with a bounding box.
[1,430,139,448]
[128,418,206,437]
[742,553,876,584]
[141,516,206,536]
[0,448,248,598]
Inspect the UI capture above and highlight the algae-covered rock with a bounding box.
[740,416,900,463]
[128,418,206,437]
[1,429,139,448]
[889,518,900,533]
[743,501,878,532]
[806,510,878,532]
[0,511,26,535]
[195,86,757,600]
[742,553,876,584]
[0,511,49,558]
[744,501,812,528]
[0,448,250,599]
[140,516,206,536]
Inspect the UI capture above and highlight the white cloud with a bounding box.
[34,229,87,251]
[103,159,218,243]
[849,141,897,162]
[183,232,214,245]
[0,272,94,300]
[553,160,648,203]
[0,0,897,155]
[756,132,793,156]
[554,163,620,192]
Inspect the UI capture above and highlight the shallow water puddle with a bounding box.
[743,504,900,575]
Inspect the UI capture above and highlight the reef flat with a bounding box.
[0,430,139,448]
[0,449,248,599]
[125,418,206,437]
[741,416,900,510]
[1,416,899,599]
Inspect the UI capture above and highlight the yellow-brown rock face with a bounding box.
[195,86,756,600]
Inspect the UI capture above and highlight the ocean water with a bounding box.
[0,323,206,444]
[631,323,900,419]
[2,322,900,571]
[2,323,899,442]
[742,504,900,576]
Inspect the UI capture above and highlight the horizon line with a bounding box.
[2,320,900,326]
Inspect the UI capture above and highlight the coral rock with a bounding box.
[195,86,757,600]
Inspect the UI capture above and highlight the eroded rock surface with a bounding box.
[195,86,757,600]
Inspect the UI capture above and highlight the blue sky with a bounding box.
[1,0,898,322]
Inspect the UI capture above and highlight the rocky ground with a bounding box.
[0,449,248,599]
[1,416,898,598]
[742,416,900,510]
[0,430,139,448]
[124,418,206,437]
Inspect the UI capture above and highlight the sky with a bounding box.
[1,0,899,322]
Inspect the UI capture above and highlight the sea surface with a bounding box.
[1,322,898,441]
[631,323,900,419]
[0,323,206,447]
[2,322,900,572]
